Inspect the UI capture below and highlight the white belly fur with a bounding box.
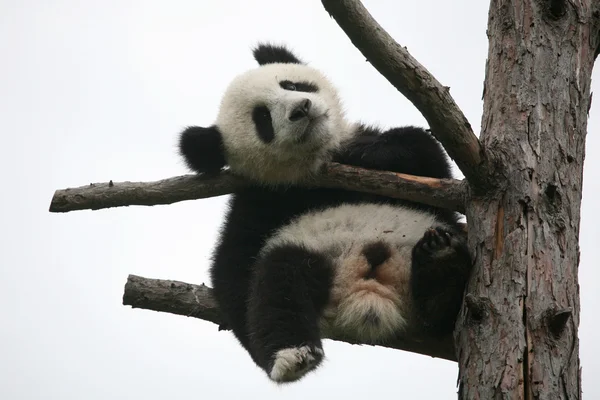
[262,203,448,343]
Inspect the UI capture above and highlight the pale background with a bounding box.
[1,1,598,399]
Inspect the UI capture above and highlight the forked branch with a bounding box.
[49,162,467,214]
[321,0,489,189]
[123,274,457,362]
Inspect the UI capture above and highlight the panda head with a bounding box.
[179,43,353,184]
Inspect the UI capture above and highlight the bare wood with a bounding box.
[123,274,456,362]
[48,172,247,213]
[321,0,489,189]
[454,0,600,398]
[123,274,221,326]
[48,162,467,214]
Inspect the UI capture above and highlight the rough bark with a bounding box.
[455,1,600,398]
[123,274,456,361]
[48,162,466,214]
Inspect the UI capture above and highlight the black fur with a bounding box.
[178,126,226,174]
[252,106,275,143]
[204,126,466,376]
[247,244,333,378]
[337,125,452,179]
[253,44,303,65]
[279,80,319,93]
[411,227,471,335]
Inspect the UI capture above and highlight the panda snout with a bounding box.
[289,99,312,121]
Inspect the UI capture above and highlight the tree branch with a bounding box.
[123,274,457,362]
[321,0,489,189]
[48,162,467,214]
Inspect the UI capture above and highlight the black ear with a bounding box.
[178,126,227,174]
[253,43,304,65]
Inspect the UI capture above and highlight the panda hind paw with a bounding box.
[414,227,461,259]
[268,345,324,383]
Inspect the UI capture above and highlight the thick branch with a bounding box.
[321,0,489,189]
[123,274,456,362]
[49,162,467,214]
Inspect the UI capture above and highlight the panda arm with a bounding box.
[333,125,454,180]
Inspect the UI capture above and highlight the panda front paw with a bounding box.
[413,227,461,261]
[268,345,324,383]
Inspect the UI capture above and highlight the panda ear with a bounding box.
[253,43,304,65]
[178,126,227,174]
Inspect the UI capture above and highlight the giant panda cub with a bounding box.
[179,43,472,383]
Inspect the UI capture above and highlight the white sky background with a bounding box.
[1,0,599,398]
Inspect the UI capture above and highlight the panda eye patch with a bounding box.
[279,80,318,93]
[252,105,275,143]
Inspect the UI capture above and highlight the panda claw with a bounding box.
[414,227,457,259]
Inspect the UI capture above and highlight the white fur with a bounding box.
[215,63,356,184]
[269,346,324,383]
[262,203,448,343]
[262,203,438,254]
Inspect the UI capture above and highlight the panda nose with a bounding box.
[289,99,312,121]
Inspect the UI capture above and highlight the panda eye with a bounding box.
[280,81,297,91]
[279,80,318,93]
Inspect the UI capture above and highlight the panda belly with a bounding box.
[261,203,447,343]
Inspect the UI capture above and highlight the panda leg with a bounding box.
[410,227,472,336]
[247,244,333,383]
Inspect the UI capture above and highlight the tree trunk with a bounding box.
[456,1,600,398]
